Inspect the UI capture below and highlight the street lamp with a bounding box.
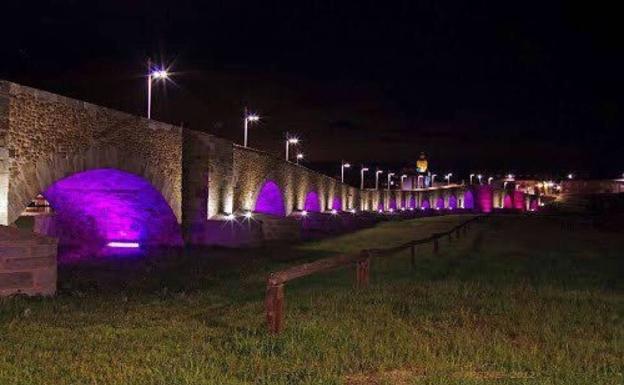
[488,177,494,184]
[387,173,395,191]
[477,174,483,184]
[469,173,475,184]
[243,108,260,147]
[445,173,453,185]
[431,174,437,186]
[296,153,304,165]
[417,175,424,188]
[285,137,299,161]
[360,167,369,189]
[567,173,574,180]
[341,162,351,183]
[401,174,407,189]
[147,63,169,119]
[375,170,384,190]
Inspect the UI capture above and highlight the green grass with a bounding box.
[1,215,623,384]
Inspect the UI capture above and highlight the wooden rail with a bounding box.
[265,215,484,334]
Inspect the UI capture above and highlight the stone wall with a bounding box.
[0,225,57,296]
[0,80,183,225]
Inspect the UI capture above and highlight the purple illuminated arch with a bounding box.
[409,195,416,208]
[389,196,397,210]
[304,191,321,212]
[464,191,474,209]
[503,194,513,209]
[421,198,430,209]
[448,195,457,209]
[513,190,525,210]
[477,186,493,213]
[43,169,182,262]
[254,180,286,216]
[530,198,539,211]
[400,195,406,209]
[332,195,342,211]
[436,197,444,209]
[377,199,384,211]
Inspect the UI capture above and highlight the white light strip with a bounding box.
[107,242,140,248]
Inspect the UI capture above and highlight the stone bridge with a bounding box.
[0,81,538,294]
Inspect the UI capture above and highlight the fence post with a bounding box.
[266,277,285,334]
[356,251,371,288]
[410,244,416,269]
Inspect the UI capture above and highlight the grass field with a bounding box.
[1,215,622,384]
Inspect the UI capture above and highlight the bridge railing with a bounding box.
[265,215,484,334]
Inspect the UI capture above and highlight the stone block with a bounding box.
[0,271,33,289]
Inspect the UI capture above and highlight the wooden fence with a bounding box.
[265,215,484,334]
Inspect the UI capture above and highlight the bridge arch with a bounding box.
[7,145,181,227]
[303,191,321,212]
[254,180,286,217]
[503,193,513,209]
[331,195,342,211]
[38,168,182,262]
[463,190,475,209]
[448,195,458,209]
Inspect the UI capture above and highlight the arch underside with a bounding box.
[6,145,181,226]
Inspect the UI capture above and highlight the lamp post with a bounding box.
[469,173,475,184]
[401,174,407,189]
[360,167,369,189]
[341,162,351,183]
[243,108,260,147]
[431,174,437,186]
[147,62,169,119]
[375,170,383,190]
[417,175,424,188]
[387,173,395,191]
[296,153,304,165]
[285,137,299,161]
[477,174,483,184]
[445,173,453,185]
[488,177,494,185]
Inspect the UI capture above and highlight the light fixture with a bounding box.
[331,209,337,215]
[225,213,235,221]
[244,211,253,219]
[301,210,308,216]
[107,241,140,248]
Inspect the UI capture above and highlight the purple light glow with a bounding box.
[254,180,286,216]
[304,191,321,212]
[389,196,397,210]
[503,194,513,209]
[409,195,416,208]
[421,198,430,209]
[530,198,539,211]
[477,185,493,213]
[377,200,384,211]
[436,197,444,209]
[332,195,342,211]
[43,168,182,262]
[448,195,458,209]
[464,191,474,209]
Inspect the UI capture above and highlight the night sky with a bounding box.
[2,1,623,181]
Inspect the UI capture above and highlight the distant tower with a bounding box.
[416,152,428,173]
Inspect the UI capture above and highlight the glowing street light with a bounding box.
[401,174,407,188]
[488,177,494,184]
[147,61,169,119]
[387,173,395,191]
[477,174,483,184]
[469,173,475,184]
[243,108,260,147]
[417,175,424,188]
[445,173,453,185]
[341,161,351,183]
[285,136,299,161]
[296,153,304,165]
[567,173,574,180]
[431,174,437,186]
[360,167,369,189]
[375,170,384,190]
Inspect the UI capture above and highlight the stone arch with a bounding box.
[331,195,342,211]
[409,194,416,209]
[389,194,397,210]
[421,196,430,209]
[435,196,445,209]
[6,145,180,226]
[40,169,182,262]
[503,194,513,209]
[254,180,286,217]
[464,190,475,209]
[304,191,321,212]
[448,195,458,209]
